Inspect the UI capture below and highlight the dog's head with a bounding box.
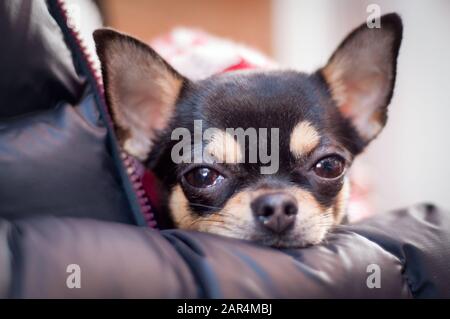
[94,14,402,247]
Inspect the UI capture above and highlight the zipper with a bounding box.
[52,0,157,228]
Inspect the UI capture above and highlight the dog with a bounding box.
[93,13,402,248]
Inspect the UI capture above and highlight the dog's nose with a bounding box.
[251,192,298,234]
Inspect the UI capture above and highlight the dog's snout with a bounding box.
[251,192,297,234]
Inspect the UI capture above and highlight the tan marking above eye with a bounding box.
[204,129,243,164]
[289,121,320,158]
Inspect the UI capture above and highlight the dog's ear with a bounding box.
[320,13,403,143]
[93,28,186,160]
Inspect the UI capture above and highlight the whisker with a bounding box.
[187,202,222,210]
[169,199,222,211]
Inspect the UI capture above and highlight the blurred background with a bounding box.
[89,0,450,214]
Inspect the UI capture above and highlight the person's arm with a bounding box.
[1,203,448,298]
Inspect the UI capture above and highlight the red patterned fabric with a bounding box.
[150,28,276,79]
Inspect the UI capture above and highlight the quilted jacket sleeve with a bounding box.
[0,203,448,298]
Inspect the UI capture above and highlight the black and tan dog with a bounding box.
[93,14,402,247]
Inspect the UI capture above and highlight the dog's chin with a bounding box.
[249,230,328,248]
[199,225,330,248]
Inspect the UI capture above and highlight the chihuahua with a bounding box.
[93,14,402,247]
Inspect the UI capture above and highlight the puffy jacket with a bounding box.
[0,0,449,298]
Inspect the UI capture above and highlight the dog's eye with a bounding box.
[313,156,345,179]
[184,167,224,188]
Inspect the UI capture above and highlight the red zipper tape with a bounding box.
[55,0,157,229]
